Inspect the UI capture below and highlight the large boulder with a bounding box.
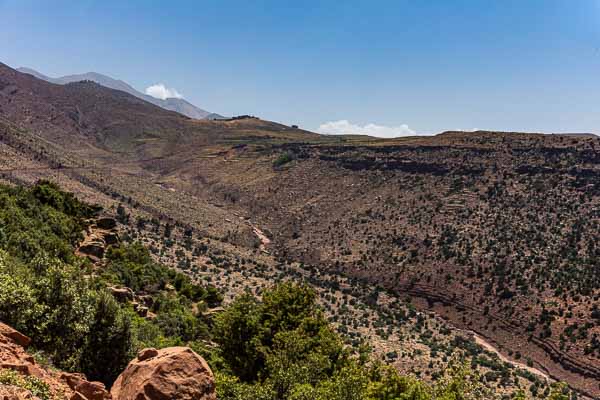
[110,347,216,400]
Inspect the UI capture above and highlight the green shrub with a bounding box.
[366,365,432,399]
[79,290,134,384]
[0,369,53,400]
[0,254,42,334]
[213,293,264,381]
[31,258,95,371]
[273,152,294,167]
[104,243,222,306]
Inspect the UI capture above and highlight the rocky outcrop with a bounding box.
[0,327,215,400]
[108,287,134,303]
[136,348,158,362]
[96,218,117,230]
[0,323,46,381]
[0,322,111,400]
[0,385,38,400]
[77,217,119,263]
[108,288,152,318]
[110,347,216,400]
[131,302,148,318]
[78,238,106,260]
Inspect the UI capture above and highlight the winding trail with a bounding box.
[250,224,271,252]
[468,331,552,380]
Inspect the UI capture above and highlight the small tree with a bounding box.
[80,290,133,385]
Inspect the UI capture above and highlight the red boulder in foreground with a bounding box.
[110,347,216,400]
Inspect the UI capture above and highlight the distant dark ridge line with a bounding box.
[439,130,598,137]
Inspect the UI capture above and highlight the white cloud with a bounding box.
[317,120,416,138]
[453,128,479,132]
[145,83,183,100]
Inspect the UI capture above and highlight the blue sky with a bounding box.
[1,0,600,136]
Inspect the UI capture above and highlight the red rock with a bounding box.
[0,323,31,347]
[79,241,106,259]
[60,372,111,400]
[110,347,216,400]
[60,372,88,390]
[0,362,44,379]
[137,348,158,361]
[0,322,106,399]
[1,363,30,375]
[0,385,34,400]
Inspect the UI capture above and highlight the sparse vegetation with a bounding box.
[0,369,53,400]
[273,151,294,167]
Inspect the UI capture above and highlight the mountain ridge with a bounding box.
[16,66,225,120]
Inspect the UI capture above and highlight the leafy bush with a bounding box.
[273,152,294,167]
[104,243,222,306]
[0,369,53,400]
[0,254,42,334]
[214,283,347,397]
[79,290,134,384]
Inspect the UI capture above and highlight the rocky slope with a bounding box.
[0,322,111,400]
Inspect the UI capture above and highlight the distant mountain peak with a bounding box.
[16,67,224,120]
[16,67,53,82]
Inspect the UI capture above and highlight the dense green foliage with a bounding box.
[213,283,345,387]
[103,242,221,306]
[0,180,97,263]
[0,182,220,386]
[211,283,573,400]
